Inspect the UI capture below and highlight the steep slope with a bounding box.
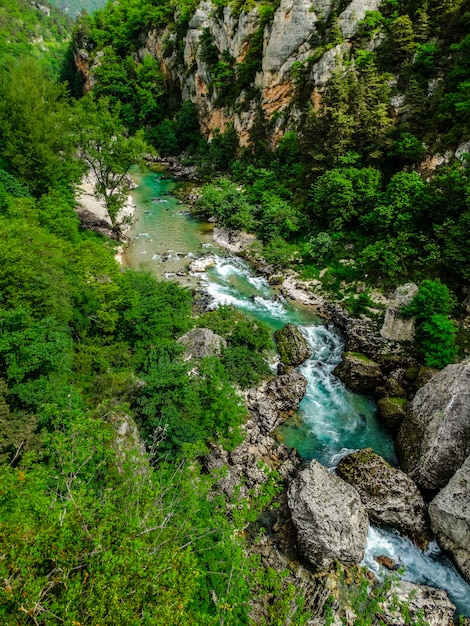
[74,0,470,154]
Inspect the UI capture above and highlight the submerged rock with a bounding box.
[336,448,428,545]
[429,455,470,584]
[274,323,312,367]
[333,351,383,392]
[397,359,470,490]
[287,460,368,571]
[177,327,227,359]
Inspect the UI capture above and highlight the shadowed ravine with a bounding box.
[124,168,470,617]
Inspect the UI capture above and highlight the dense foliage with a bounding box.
[1,0,469,619]
[0,4,306,623]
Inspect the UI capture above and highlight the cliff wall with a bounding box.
[76,0,384,145]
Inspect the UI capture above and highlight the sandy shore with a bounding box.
[76,172,137,263]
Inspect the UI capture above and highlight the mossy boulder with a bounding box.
[377,397,409,430]
[333,352,383,392]
[274,323,312,367]
[337,448,428,546]
[375,377,406,399]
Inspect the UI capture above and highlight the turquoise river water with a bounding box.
[124,168,470,617]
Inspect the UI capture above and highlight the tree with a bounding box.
[72,94,149,226]
[0,57,80,197]
[403,279,458,367]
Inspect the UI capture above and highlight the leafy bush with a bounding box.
[403,279,458,367]
[221,346,272,389]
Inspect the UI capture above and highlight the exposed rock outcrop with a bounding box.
[380,283,418,342]
[177,327,227,359]
[246,371,307,434]
[274,323,312,367]
[336,448,428,544]
[333,351,383,392]
[379,580,456,626]
[212,227,257,254]
[204,372,306,498]
[108,410,147,475]
[397,359,470,490]
[287,460,368,571]
[429,455,470,584]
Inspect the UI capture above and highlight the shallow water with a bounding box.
[125,168,470,617]
[124,168,214,280]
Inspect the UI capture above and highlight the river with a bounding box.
[125,168,470,617]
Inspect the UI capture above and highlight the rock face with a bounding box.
[397,359,470,490]
[333,351,383,392]
[100,0,379,146]
[379,581,455,626]
[274,323,312,367]
[246,371,307,434]
[287,460,368,571]
[177,327,227,359]
[380,283,418,342]
[336,449,428,544]
[108,410,147,475]
[429,455,470,584]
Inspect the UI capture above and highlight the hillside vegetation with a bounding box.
[73,0,470,366]
[0,0,469,622]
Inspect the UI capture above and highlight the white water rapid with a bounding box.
[126,171,470,618]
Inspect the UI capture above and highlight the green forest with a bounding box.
[0,0,469,623]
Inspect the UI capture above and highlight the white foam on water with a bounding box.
[363,526,470,616]
[328,448,358,470]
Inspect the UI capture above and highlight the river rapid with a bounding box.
[124,168,470,617]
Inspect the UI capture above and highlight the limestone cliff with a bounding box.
[75,0,386,145]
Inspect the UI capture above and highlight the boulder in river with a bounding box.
[377,397,409,430]
[336,448,428,545]
[287,460,368,571]
[429,455,470,584]
[177,328,227,359]
[274,323,312,367]
[247,372,307,434]
[189,256,215,272]
[333,351,383,392]
[397,359,470,490]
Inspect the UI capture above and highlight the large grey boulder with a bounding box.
[333,351,383,392]
[247,372,307,434]
[177,327,227,359]
[336,449,428,545]
[397,359,470,490]
[274,323,312,367]
[429,455,470,584]
[287,460,368,571]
